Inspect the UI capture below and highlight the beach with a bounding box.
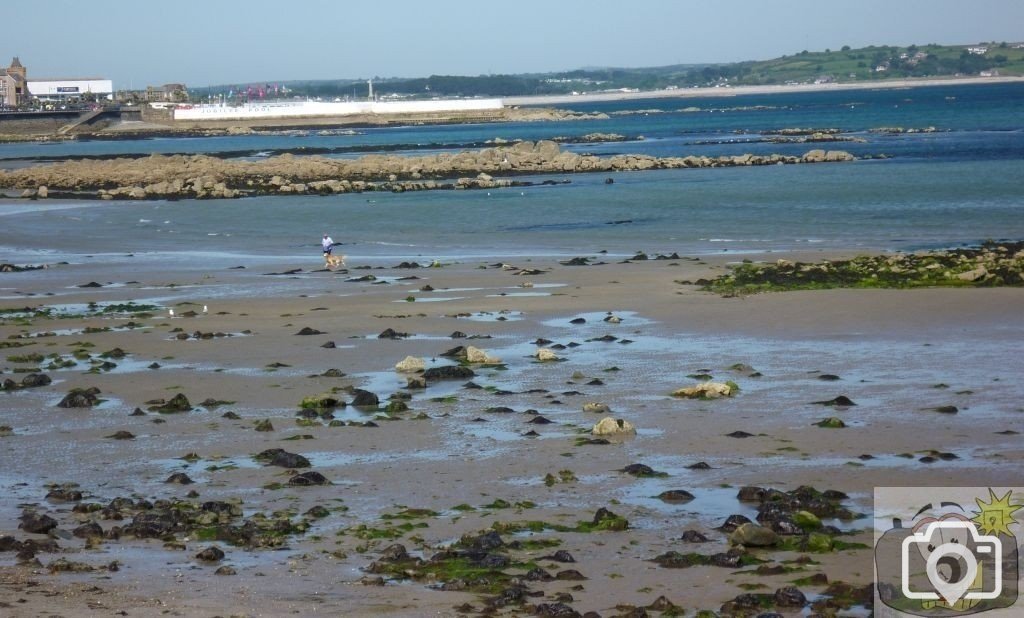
[1,79,1023,617]
[504,75,1024,106]
[1,248,1022,616]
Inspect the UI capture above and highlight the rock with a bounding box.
[805,532,833,552]
[555,569,587,580]
[47,558,94,573]
[591,416,636,436]
[165,472,194,484]
[406,376,427,389]
[378,327,409,339]
[255,448,311,468]
[196,546,224,561]
[295,327,324,335]
[726,430,755,438]
[19,510,58,534]
[533,602,579,617]
[730,523,779,547]
[793,510,822,531]
[802,149,827,163]
[656,490,695,503]
[811,395,856,406]
[150,393,192,413]
[582,402,611,414]
[774,585,806,605]
[300,391,342,411]
[107,430,135,440]
[379,543,409,562]
[957,266,988,281]
[737,486,766,502]
[535,348,560,362]
[45,487,82,502]
[465,346,501,364]
[422,365,475,380]
[57,387,101,408]
[590,507,628,531]
[20,373,52,388]
[384,400,408,414]
[671,381,737,399]
[815,417,846,428]
[72,523,103,539]
[288,471,330,486]
[394,355,425,372]
[620,463,661,477]
[215,565,236,575]
[718,514,753,532]
[679,530,709,543]
[350,389,379,407]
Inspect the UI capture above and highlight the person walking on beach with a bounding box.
[322,233,335,255]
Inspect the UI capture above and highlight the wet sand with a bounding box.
[1,252,1022,617]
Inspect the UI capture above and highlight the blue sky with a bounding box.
[6,0,1023,87]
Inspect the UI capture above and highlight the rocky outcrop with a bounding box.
[592,417,636,436]
[465,346,501,364]
[535,348,560,362]
[705,240,1024,293]
[395,356,426,372]
[671,381,738,399]
[0,142,856,200]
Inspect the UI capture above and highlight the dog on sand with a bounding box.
[324,252,346,269]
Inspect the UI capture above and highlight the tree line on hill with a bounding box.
[193,43,1022,100]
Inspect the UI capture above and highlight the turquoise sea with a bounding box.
[1,82,1023,266]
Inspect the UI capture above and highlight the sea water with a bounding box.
[1,82,1022,267]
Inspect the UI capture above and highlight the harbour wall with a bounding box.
[173,98,503,121]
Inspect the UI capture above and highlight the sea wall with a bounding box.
[173,99,504,121]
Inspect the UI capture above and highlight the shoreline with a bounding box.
[505,75,1024,106]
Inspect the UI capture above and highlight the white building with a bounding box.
[29,78,114,101]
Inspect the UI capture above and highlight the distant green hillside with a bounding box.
[196,42,1024,99]
[724,42,1024,85]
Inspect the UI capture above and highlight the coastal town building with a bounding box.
[146,83,189,102]
[29,77,114,102]
[0,57,28,107]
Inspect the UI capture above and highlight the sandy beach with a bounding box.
[2,249,1022,617]
[504,75,1024,106]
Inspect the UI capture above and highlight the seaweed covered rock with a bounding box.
[254,449,311,468]
[148,393,192,413]
[706,241,1024,295]
[57,387,101,408]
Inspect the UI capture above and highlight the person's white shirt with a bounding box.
[322,236,334,251]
